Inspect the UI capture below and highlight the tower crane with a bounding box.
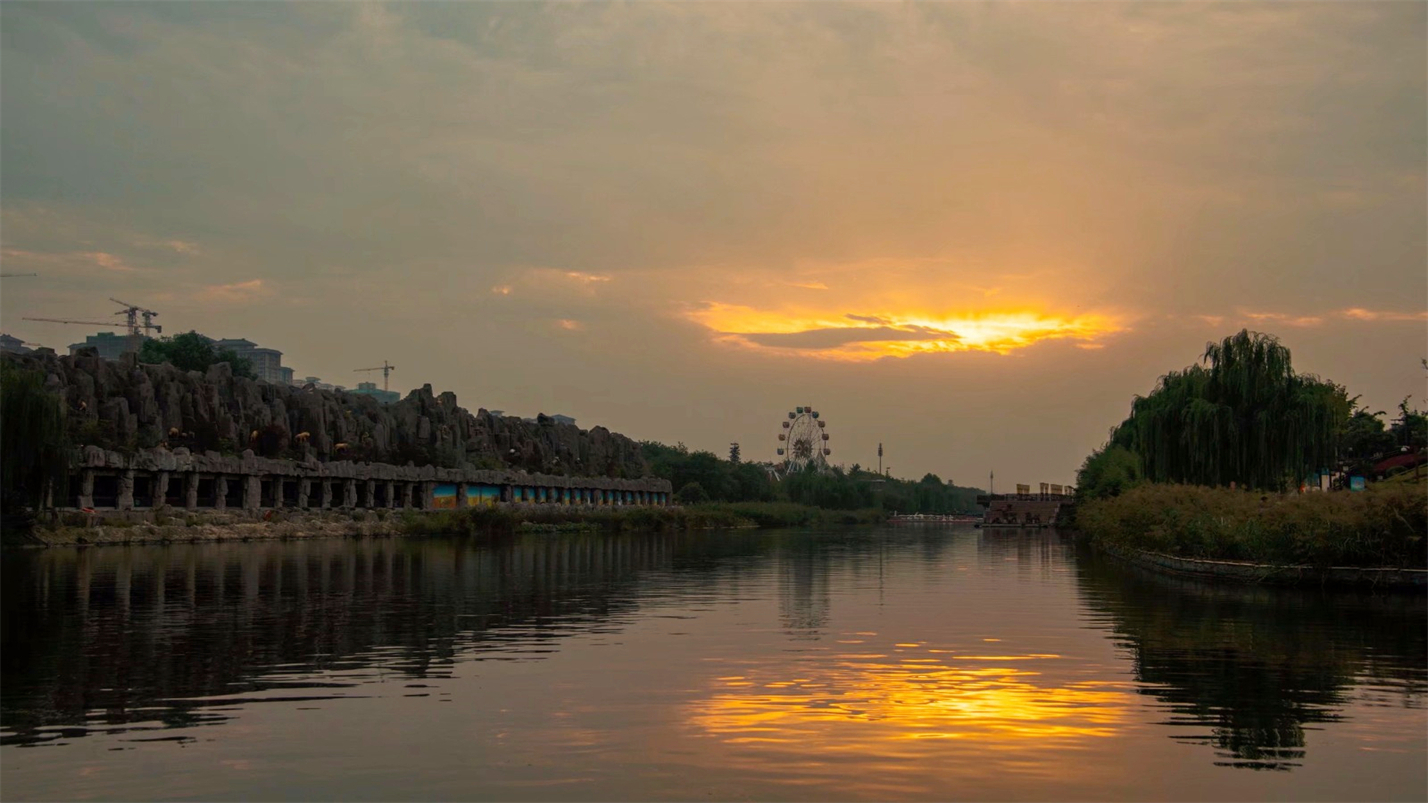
[23,298,162,354]
[355,360,396,391]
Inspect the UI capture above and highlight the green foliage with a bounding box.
[1076,445,1144,501]
[1108,330,1351,491]
[139,331,256,379]
[1393,396,1427,451]
[676,481,711,504]
[1079,483,1426,569]
[1,365,68,533]
[640,439,982,513]
[1339,405,1395,474]
[642,441,775,503]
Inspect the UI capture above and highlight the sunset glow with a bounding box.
[689,650,1132,751]
[688,303,1123,360]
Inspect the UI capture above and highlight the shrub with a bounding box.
[1079,483,1427,569]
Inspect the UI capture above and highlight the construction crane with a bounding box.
[108,298,162,341]
[23,298,162,354]
[355,360,396,391]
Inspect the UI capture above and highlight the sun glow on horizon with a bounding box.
[687,303,1123,361]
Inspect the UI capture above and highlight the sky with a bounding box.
[2,1,1425,488]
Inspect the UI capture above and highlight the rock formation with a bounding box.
[3,349,650,478]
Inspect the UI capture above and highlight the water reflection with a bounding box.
[1076,547,1427,770]
[691,655,1131,745]
[1,529,1424,801]
[1,535,690,746]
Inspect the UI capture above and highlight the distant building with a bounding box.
[279,366,295,385]
[521,413,577,425]
[350,381,400,404]
[212,338,285,384]
[0,334,33,355]
[301,376,342,391]
[488,410,505,417]
[68,331,139,361]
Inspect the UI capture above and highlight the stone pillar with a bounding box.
[364,480,376,509]
[320,480,333,509]
[245,475,262,510]
[78,469,95,509]
[297,479,311,510]
[272,477,284,510]
[419,481,434,510]
[456,483,469,508]
[116,470,136,510]
[155,472,170,509]
[214,475,228,511]
[185,473,198,510]
[386,481,397,509]
[343,479,357,508]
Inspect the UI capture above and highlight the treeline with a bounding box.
[639,441,984,513]
[1078,330,1427,499]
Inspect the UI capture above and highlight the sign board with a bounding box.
[1349,476,1366,492]
[1039,482,1050,495]
[1050,484,1063,496]
[1016,484,1031,495]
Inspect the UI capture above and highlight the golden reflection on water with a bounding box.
[690,647,1132,759]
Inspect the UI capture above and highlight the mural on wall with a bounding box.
[465,484,501,508]
[432,483,458,509]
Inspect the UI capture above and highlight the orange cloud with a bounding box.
[1239,310,1325,327]
[1338,308,1427,322]
[199,279,270,302]
[563,271,611,284]
[687,303,1122,361]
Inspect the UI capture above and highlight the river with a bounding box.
[2,527,1424,801]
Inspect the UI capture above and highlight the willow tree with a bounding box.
[1109,330,1349,491]
[1,364,68,521]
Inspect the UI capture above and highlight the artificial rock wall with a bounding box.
[4,349,650,478]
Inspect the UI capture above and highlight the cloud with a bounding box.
[1339,308,1428,322]
[1240,310,1325,327]
[198,279,270,302]
[744,325,956,350]
[563,271,611,284]
[555,318,584,331]
[689,303,1122,361]
[1,247,139,275]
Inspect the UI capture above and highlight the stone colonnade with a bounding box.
[63,446,674,514]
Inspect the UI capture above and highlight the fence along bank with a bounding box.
[59,445,672,517]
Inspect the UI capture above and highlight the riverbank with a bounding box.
[402,502,885,536]
[1077,483,1427,582]
[9,502,888,547]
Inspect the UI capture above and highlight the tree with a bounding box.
[1109,330,1350,491]
[139,331,256,379]
[1076,445,1143,500]
[676,482,710,504]
[1391,396,1427,451]
[1,365,67,534]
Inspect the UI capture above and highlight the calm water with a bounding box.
[2,528,1424,801]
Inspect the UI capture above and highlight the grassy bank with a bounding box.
[400,502,886,536]
[1078,483,1426,569]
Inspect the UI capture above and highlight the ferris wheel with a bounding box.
[777,406,831,472]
